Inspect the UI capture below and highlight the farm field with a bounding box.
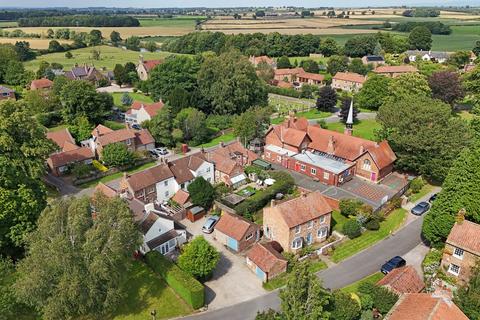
[0,21,17,27]
[0,37,72,49]
[24,45,181,71]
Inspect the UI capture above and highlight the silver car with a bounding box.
[202,216,220,234]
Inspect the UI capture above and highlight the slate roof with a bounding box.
[146,229,179,250]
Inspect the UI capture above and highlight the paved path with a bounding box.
[44,173,79,196]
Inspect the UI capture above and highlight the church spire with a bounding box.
[345,99,354,136]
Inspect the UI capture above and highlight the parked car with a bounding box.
[131,124,141,130]
[154,147,168,155]
[411,201,430,216]
[381,256,406,274]
[149,150,159,158]
[202,216,220,234]
[428,193,438,203]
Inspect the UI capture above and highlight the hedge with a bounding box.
[266,84,302,98]
[145,251,205,309]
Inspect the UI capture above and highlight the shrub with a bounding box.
[339,199,363,217]
[145,251,204,309]
[187,177,215,209]
[266,84,302,99]
[71,163,92,178]
[343,219,362,239]
[358,283,399,314]
[178,236,220,281]
[36,111,62,127]
[92,159,108,172]
[365,219,380,231]
[410,177,425,193]
[101,142,136,167]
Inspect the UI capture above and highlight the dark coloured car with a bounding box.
[381,256,406,274]
[428,193,438,203]
[411,201,430,216]
[202,216,220,234]
[131,124,141,130]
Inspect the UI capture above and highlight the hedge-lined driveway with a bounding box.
[182,218,267,310]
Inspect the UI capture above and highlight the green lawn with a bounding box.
[332,210,349,233]
[47,124,68,132]
[331,208,407,263]
[341,272,385,294]
[0,21,18,27]
[112,260,193,320]
[198,132,236,148]
[24,45,182,71]
[112,92,154,110]
[79,161,157,189]
[325,119,381,141]
[103,120,127,131]
[289,56,328,65]
[408,183,435,203]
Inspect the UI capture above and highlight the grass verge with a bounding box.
[198,132,236,148]
[408,183,434,203]
[332,210,349,233]
[341,272,384,294]
[331,208,407,263]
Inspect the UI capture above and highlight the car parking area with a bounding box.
[181,216,267,310]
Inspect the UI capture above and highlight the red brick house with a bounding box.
[263,191,332,253]
[46,128,95,176]
[377,265,425,294]
[331,72,366,92]
[373,65,418,78]
[273,67,324,87]
[30,78,54,90]
[263,114,396,185]
[441,219,480,285]
[214,212,260,253]
[246,241,287,282]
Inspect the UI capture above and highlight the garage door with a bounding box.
[227,236,238,251]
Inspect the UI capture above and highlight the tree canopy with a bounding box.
[101,142,136,168]
[233,107,271,145]
[408,26,432,50]
[455,262,480,320]
[355,74,392,111]
[428,71,464,106]
[177,236,220,281]
[187,176,215,209]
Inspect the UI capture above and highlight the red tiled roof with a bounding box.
[387,293,468,320]
[46,128,76,150]
[129,101,164,117]
[447,220,480,256]
[276,80,294,89]
[250,55,274,65]
[97,128,136,146]
[47,147,94,168]
[247,242,287,273]
[275,67,304,76]
[134,129,155,146]
[298,71,325,82]
[271,191,332,228]
[206,151,241,176]
[142,60,163,72]
[92,124,114,137]
[94,182,118,198]
[377,266,425,294]
[215,213,256,241]
[168,154,208,184]
[125,164,174,192]
[31,78,53,90]
[172,189,190,206]
[374,65,418,74]
[333,72,366,84]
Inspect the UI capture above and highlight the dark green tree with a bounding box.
[355,74,392,111]
[113,64,127,87]
[348,58,371,76]
[339,97,358,123]
[174,107,209,145]
[14,195,141,320]
[187,176,215,209]
[4,60,31,86]
[454,262,480,320]
[319,38,340,57]
[177,236,220,281]
[233,107,270,145]
[110,31,122,45]
[408,26,432,50]
[146,105,174,147]
[316,86,338,111]
[167,86,191,115]
[101,143,136,167]
[329,291,361,320]
[14,41,35,61]
[300,59,319,73]
[48,40,64,52]
[276,56,292,69]
[125,36,141,51]
[428,71,464,105]
[327,55,349,75]
[88,29,102,46]
[0,44,19,83]
[344,35,378,57]
[358,283,398,315]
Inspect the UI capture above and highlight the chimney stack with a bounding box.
[327,136,335,154]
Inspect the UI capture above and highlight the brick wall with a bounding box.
[441,243,479,285]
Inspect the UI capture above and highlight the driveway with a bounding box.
[181,217,267,311]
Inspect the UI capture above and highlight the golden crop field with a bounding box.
[0,37,72,49]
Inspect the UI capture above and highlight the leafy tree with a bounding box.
[355,75,392,111]
[339,97,358,123]
[422,141,480,246]
[377,95,471,182]
[68,115,94,142]
[428,71,464,105]
[0,44,19,83]
[300,84,316,99]
[319,38,340,57]
[447,51,471,68]
[4,60,32,86]
[358,283,398,315]
[300,59,319,73]
[327,55,349,75]
[59,80,112,124]
[279,262,331,320]
[101,143,136,167]
[113,64,127,87]
[48,40,64,52]
[276,56,292,68]
[454,262,480,320]
[329,291,361,320]
[64,51,73,59]
[233,107,270,145]
[316,86,338,111]
[148,55,200,102]
[46,28,54,38]
[110,31,122,45]
[348,58,371,76]
[187,176,215,209]
[255,309,283,320]
[145,41,158,52]
[14,41,35,61]
[24,89,60,114]
[14,195,141,320]
[177,236,220,281]
[344,35,378,57]
[125,36,140,51]
[256,61,275,83]
[387,72,431,102]
[343,220,362,239]
[473,40,480,57]
[146,105,174,147]
[88,29,102,46]
[174,107,209,145]
[198,50,268,115]
[408,26,432,50]
[0,100,55,257]
[167,86,191,115]
[339,199,363,217]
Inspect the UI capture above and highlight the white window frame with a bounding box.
[295,225,301,234]
[245,233,253,241]
[266,152,271,158]
[306,232,313,244]
[323,172,329,180]
[292,237,303,249]
[453,247,464,260]
[307,221,313,229]
[362,159,371,171]
[317,227,328,238]
[448,264,460,276]
[319,215,326,224]
[300,164,306,171]
[311,168,317,175]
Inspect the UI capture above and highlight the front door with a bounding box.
[370,172,377,182]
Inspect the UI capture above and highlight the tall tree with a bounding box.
[327,55,349,75]
[173,107,209,145]
[316,86,338,111]
[110,31,122,46]
[279,262,331,320]
[198,50,268,115]
[177,236,220,281]
[0,100,55,257]
[145,105,174,147]
[0,44,20,83]
[256,61,275,83]
[377,95,471,182]
[422,141,480,246]
[387,72,431,102]
[344,35,378,57]
[454,262,480,320]
[167,86,191,115]
[125,36,141,51]
[329,291,361,320]
[408,26,432,50]
[355,74,392,111]
[233,107,270,145]
[101,143,136,168]
[348,58,371,76]
[276,56,292,69]
[88,29,102,46]
[428,71,464,105]
[14,195,141,320]
[300,59,319,73]
[113,64,127,87]
[319,38,340,57]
